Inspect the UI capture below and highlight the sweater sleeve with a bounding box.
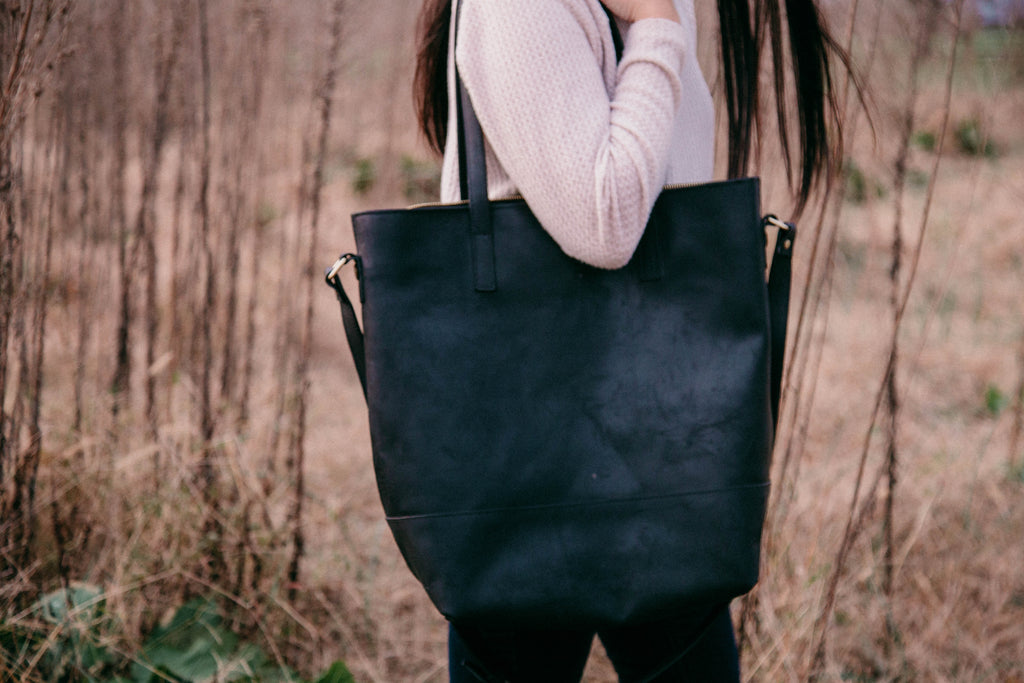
[455,0,688,269]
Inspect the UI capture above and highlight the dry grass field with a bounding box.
[1,0,1022,681]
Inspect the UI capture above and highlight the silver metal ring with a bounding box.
[326,254,353,281]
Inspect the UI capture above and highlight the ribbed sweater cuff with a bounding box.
[620,17,688,70]
[616,18,687,112]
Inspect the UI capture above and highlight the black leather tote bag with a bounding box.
[325,5,795,630]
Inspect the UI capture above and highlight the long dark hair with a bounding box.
[414,0,852,210]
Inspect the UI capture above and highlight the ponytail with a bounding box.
[414,0,452,155]
[719,0,850,211]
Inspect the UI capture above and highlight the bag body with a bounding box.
[347,178,777,628]
[324,0,794,630]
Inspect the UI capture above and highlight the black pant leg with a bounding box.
[448,622,593,683]
[599,607,740,683]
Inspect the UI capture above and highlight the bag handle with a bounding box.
[456,2,623,201]
[453,0,496,291]
[766,215,795,427]
[325,254,367,397]
[454,1,625,292]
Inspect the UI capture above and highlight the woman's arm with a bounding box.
[455,0,689,269]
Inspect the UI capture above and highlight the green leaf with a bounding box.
[132,599,231,682]
[148,637,222,679]
[147,599,221,644]
[128,597,295,683]
[219,642,270,682]
[36,585,105,625]
[985,384,1008,416]
[313,661,356,683]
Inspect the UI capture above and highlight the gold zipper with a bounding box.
[406,199,465,209]
[405,183,706,210]
[406,195,521,210]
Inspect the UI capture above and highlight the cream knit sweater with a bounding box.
[439,0,714,269]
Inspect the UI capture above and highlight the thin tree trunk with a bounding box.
[220,169,241,414]
[238,1,269,430]
[882,123,907,667]
[195,0,224,585]
[220,16,256,413]
[238,208,264,430]
[110,0,131,421]
[269,144,307,470]
[882,0,944,666]
[807,1,961,676]
[139,7,182,443]
[0,148,15,518]
[168,123,189,419]
[197,0,215,453]
[2,2,33,493]
[288,0,346,600]
[73,103,91,436]
[1010,336,1024,475]
[22,108,61,572]
[0,143,20,577]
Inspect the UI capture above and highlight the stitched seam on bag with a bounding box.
[385,482,769,522]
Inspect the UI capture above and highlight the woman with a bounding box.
[413,0,848,680]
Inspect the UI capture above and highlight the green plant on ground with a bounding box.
[1009,459,1024,483]
[842,157,885,203]
[6,585,119,681]
[907,167,930,188]
[130,598,284,682]
[912,129,937,151]
[954,117,997,157]
[843,158,868,203]
[400,154,442,203]
[969,27,1024,86]
[351,157,377,195]
[984,384,1008,416]
[1,591,354,683]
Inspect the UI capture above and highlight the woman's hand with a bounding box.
[601,0,680,22]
